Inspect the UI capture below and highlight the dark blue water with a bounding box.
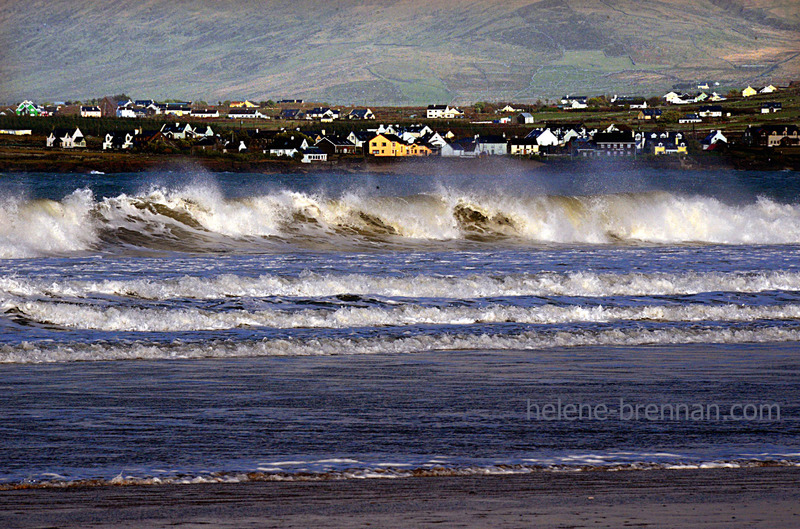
[0,167,799,486]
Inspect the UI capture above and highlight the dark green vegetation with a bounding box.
[3,1,799,105]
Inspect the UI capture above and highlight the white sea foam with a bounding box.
[3,325,800,363]
[0,189,98,258]
[2,186,800,257]
[2,270,799,301]
[6,300,800,332]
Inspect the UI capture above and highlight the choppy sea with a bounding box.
[1,164,799,487]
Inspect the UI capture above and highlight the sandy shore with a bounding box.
[1,467,798,528]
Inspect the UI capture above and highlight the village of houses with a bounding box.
[2,82,798,166]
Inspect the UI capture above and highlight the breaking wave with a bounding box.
[6,300,800,332]
[2,270,800,300]
[4,325,800,363]
[3,185,800,257]
[3,457,798,490]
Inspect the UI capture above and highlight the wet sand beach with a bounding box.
[1,467,798,528]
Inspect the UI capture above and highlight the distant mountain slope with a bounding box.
[1,0,798,104]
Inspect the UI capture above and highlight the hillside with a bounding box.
[1,0,798,105]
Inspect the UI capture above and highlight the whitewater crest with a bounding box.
[2,270,800,300]
[3,185,800,257]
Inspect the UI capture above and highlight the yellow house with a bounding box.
[368,134,431,157]
[742,86,757,98]
[230,100,258,108]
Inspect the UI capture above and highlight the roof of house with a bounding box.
[593,131,635,143]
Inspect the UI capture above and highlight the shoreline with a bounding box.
[1,145,798,174]
[1,467,797,528]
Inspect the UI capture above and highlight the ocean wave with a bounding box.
[2,270,800,301]
[3,457,798,490]
[3,185,800,257]
[3,325,800,363]
[6,300,800,332]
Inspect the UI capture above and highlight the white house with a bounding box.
[191,108,220,119]
[46,128,85,148]
[102,131,136,150]
[473,135,508,156]
[517,112,534,124]
[663,92,692,105]
[426,105,464,119]
[80,106,102,118]
[509,137,539,156]
[116,107,137,118]
[679,113,702,124]
[759,85,777,94]
[701,130,727,150]
[270,136,309,157]
[228,109,266,119]
[161,122,194,139]
[525,128,559,147]
[348,108,375,120]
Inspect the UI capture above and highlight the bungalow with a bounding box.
[709,92,727,102]
[80,106,102,118]
[102,131,136,150]
[679,113,702,124]
[473,134,508,156]
[698,105,724,118]
[426,105,464,119]
[637,108,662,120]
[230,100,258,108]
[348,108,376,120]
[700,130,728,150]
[306,107,340,121]
[499,104,521,113]
[16,100,42,116]
[742,125,800,147]
[160,122,194,140]
[759,85,777,94]
[153,103,192,116]
[228,108,267,119]
[316,135,357,155]
[134,100,155,107]
[191,108,220,119]
[509,137,540,156]
[516,112,534,124]
[270,136,310,157]
[279,108,303,120]
[46,128,86,149]
[300,147,328,163]
[742,86,757,98]
[761,102,782,113]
